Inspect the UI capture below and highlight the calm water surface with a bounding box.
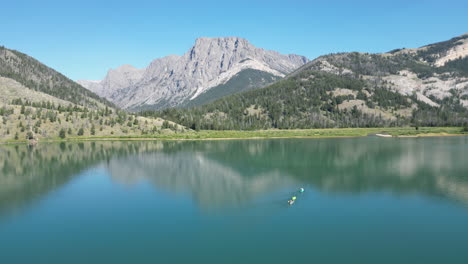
[0,137,467,263]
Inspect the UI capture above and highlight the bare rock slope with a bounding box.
[293,33,468,108]
[78,37,308,110]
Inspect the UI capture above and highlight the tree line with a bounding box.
[140,71,468,130]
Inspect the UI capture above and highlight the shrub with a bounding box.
[463,124,468,132]
[26,131,34,140]
[59,129,66,139]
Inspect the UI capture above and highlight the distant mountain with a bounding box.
[151,34,468,129]
[78,37,308,110]
[0,46,113,109]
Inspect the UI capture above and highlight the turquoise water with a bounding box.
[0,137,468,263]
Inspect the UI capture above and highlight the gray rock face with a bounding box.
[78,37,308,110]
[77,64,144,99]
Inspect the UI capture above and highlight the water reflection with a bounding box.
[0,142,164,216]
[0,137,467,216]
[108,151,295,209]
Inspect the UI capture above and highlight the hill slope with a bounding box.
[78,37,308,110]
[148,34,468,130]
[0,46,183,142]
[293,34,468,106]
[179,69,281,108]
[0,46,113,109]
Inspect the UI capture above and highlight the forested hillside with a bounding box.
[0,47,183,142]
[142,35,468,130]
[294,34,468,79]
[179,69,280,109]
[0,96,183,142]
[0,46,113,108]
[143,71,466,130]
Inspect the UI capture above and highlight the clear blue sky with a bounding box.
[1,0,467,80]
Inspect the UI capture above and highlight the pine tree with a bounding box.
[78,127,84,136]
[59,129,66,139]
[26,131,34,140]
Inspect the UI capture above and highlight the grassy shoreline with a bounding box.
[1,127,467,145]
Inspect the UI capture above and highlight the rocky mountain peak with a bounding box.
[79,37,309,110]
[193,36,251,49]
[111,64,139,73]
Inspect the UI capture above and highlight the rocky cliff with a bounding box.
[78,37,308,110]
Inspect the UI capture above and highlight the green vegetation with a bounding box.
[142,71,467,130]
[180,69,280,108]
[302,35,468,80]
[26,131,34,140]
[463,124,468,132]
[0,141,168,215]
[0,45,183,143]
[0,46,113,108]
[443,57,468,75]
[1,127,465,144]
[140,35,468,130]
[1,36,467,144]
[59,128,66,139]
[307,52,467,80]
[175,127,465,139]
[0,100,182,143]
[417,34,468,63]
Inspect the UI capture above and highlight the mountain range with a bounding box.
[1,34,467,139]
[77,37,308,110]
[149,34,468,129]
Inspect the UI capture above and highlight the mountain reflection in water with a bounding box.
[0,137,467,217]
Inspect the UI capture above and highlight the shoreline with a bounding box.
[1,135,361,144]
[1,127,466,145]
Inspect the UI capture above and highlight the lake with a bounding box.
[1,137,468,263]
